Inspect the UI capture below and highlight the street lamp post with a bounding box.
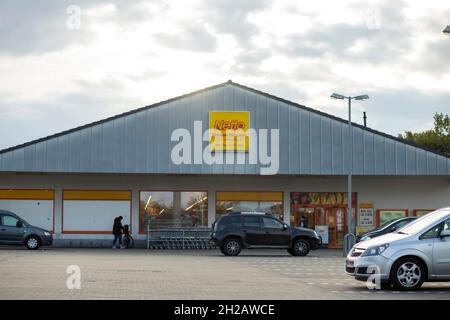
[330,93,369,255]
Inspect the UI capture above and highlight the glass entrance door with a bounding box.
[326,208,336,248]
[291,207,315,228]
[335,208,346,248]
[291,206,348,248]
[327,208,347,248]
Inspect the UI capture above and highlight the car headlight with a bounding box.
[313,231,320,239]
[44,231,52,237]
[360,236,371,242]
[361,243,389,257]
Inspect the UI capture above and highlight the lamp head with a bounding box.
[443,25,450,35]
[330,93,346,100]
[354,94,369,101]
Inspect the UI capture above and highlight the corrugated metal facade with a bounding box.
[0,82,449,175]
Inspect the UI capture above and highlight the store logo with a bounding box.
[209,111,249,152]
[170,121,279,175]
[213,119,246,130]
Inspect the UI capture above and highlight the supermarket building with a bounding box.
[0,81,449,248]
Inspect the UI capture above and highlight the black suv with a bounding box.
[211,212,321,256]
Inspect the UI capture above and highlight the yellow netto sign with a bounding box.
[209,111,250,152]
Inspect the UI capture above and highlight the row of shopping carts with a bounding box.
[146,228,216,250]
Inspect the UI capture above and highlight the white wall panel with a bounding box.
[1,173,450,240]
[63,200,130,232]
[0,199,53,230]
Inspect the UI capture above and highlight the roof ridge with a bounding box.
[0,80,449,159]
[228,81,450,159]
[0,81,230,155]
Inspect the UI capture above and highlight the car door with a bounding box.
[0,214,25,243]
[433,218,450,278]
[241,216,265,245]
[261,216,290,246]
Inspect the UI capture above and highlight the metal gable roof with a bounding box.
[0,80,449,175]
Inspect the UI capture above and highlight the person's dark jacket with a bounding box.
[112,218,123,235]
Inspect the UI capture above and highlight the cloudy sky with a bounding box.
[1,0,450,150]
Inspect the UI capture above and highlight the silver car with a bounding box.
[346,208,450,290]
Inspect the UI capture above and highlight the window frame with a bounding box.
[138,190,209,233]
[1,214,20,227]
[241,215,262,229]
[420,221,445,240]
[262,216,284,229]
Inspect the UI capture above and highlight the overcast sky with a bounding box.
[1,0,450,150]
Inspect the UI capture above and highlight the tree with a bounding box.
[399,113,450,155]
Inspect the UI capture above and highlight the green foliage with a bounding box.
[399,113,450,155]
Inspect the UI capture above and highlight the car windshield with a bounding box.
[378,219,397,230]
[397,210,449,235]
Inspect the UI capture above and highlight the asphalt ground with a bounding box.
[0,247,449,300]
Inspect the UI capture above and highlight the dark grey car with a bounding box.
[0,210,53,250]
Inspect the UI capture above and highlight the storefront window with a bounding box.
[215,191,283,221]
[290,192,357,248]
[139,191,208,232]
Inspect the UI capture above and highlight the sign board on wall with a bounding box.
[290,192,357,206]
[315,225,328,245]
[209,111,249,152]
[414,209,434,217]
[358,203,374,227]
[357,203,374,235]
[378,209,408,226]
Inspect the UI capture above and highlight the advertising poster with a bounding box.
[315,225,328,245]
[358,203,374,227]
[378,209,407,226]
[414,210,434,217]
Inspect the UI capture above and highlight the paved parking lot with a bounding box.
[0,248,449,300]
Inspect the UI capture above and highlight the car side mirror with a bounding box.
[16,221,23,228]
[439,229,450,238]
[282,224,288,230]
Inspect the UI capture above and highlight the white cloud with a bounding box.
[0,0,450,149]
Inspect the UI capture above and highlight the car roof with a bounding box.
[227,211,272,216]
[385,216,416,224]
[399,217,417,221]
[0,209,17,216]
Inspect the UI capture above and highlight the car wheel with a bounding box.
[222,238,242,256]
[291,239,310,256]
[25,236,41,250]
[391,258,425,291]
[219,246,226,255]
